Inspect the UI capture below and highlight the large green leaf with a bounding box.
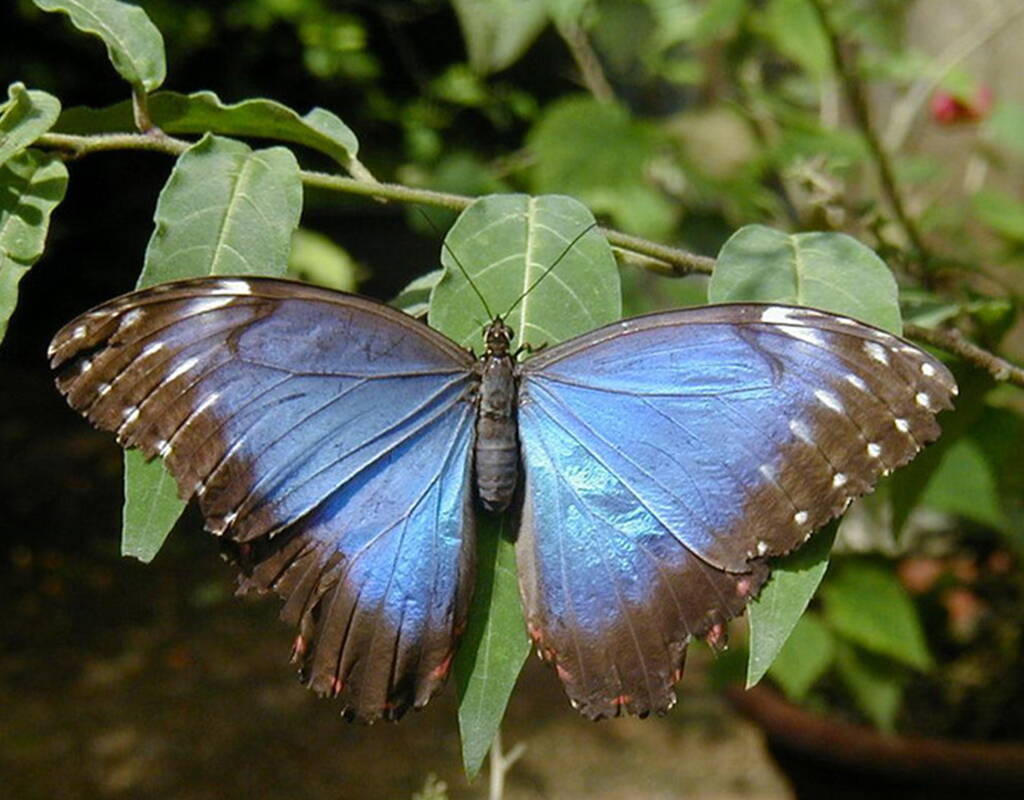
[33,0,166,92]
[430,193,619,776]
[710,225,902,334]
[0,83,61,169]
[454,516,529,780]
[821,559,932,671]
[123,134,303,560]
[57,90,359,167]
[0,149,68,344]
[451,0,548,74]
[430,193,620,350]
[746,522,836,688]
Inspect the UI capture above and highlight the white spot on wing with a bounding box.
[863,341,890,365]
[833,473,847,488]
[794,511,808,525]
[140,341,165,359]
[188,295,234,314]
[166,356,200,383]
[211,279,252,295]
[814,389,843,413]
[122,406,140,426]
[97,382,111,397]
[72,325,86,341]
[789,418,813,444]
[916,392,932,410]
[845,374,868,391]
[759,463,776,482]
[119,308,144,330]
[867,442,882,458]
[156,439,171,458]
[760,306,801,325]
[895,418,910,433]
[79,358,93,374]
[756,540,769,556]
[921,362,936,377]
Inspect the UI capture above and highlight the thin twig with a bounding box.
[808,0,931,269]
[488,731,526,800]
[29,127,1023,387]
[906,323,1024,388]
[556,21,616,103]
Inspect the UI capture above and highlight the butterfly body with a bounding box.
[474,318,519,514]
[49,277,957,721]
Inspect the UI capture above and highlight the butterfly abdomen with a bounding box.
[475,352,519,513]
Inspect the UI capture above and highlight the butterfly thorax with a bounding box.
[475,318,519,513]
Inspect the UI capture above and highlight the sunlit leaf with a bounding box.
[57,90,359,167]
[33,0,166,92]
[710,224,902,334]
[123,134,303,560]
[430,193,620,350]
[0,149,68,344]
[454,516,529,779]
[746,522,836,688]
[0,83,61,168]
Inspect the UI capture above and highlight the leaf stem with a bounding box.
[905,323,1024,388]
[488,730,525,800]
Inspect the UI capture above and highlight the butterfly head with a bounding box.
[484,317,514,356]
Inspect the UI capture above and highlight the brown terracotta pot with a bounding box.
[728,685,1024,800]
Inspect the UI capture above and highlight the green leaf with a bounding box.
[0,83,61,168]
[390,269,443,318]
[972,188,1024,242]
[760,0,831,78]
[122,134,303,560]
[710,225,902,334]
[451,0,549,74]
[429,193,621,350]
[454,516,530,779]
[57,90,359,167]
[746,521,836,688]
[834,640,904,732]
[121,451,186,563]
[0,149,68,344]
[139,135,302,285]
[527,96,676,239]
[288,229,361,292]
[821,559,932,671]
[767,611,835,701]
[33,0,166,92]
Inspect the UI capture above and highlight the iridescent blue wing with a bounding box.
[49,277,478,721]
[517,303,957,719]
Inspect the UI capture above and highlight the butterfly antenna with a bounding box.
[416,208,495,320]
[503,222,598,318]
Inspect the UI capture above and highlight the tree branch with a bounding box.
[30,128,1022,388]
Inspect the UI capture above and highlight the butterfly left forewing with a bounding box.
[516,303,955,718]
[50,277,479,720]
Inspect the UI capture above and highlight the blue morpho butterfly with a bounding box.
[48,228,957,723]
